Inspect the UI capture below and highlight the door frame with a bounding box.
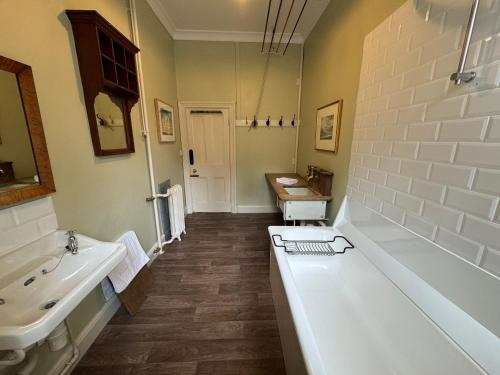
[178,101,236,214]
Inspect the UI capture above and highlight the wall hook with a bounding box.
[291,114,296,126]
[266,116,270,126]
[251,115,258,128]
[279,115,283,127]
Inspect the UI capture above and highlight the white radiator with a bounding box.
[164,184,185,242]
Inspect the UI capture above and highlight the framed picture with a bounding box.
[155,99,175,143]
[315,99,343,153]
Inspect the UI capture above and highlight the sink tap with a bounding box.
[307,165,317,182]
[66,230,78,255]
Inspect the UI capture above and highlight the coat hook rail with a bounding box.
[236,118,300,128]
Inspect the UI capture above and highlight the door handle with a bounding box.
[189,149,194,165]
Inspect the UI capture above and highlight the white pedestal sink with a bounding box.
[0,231,126,350]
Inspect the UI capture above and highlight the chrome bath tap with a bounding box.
[66,230,79,254]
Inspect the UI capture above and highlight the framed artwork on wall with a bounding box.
[155,99,175,143]
[315,99,343,153]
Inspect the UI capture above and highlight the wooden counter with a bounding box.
[265,173,333,202]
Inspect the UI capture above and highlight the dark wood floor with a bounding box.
[74,213,286,375]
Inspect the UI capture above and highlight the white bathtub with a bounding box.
[269,224,488,375]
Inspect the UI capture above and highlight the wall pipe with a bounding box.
[294,44,304,174]
[57,320,79,375]
[129,0,165,258]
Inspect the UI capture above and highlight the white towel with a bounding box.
[276,177,298,185]
[107,231,150,293]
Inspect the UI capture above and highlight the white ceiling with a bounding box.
[147,0,330,43]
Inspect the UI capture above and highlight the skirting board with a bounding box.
[48,295,121,375]
[237,205,279,213]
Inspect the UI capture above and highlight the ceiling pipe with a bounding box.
[268,0,284,53]
[276,0,296,54]
[261,0,272,53]
[283,0,308,55]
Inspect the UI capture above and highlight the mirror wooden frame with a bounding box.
[0,55,55,207]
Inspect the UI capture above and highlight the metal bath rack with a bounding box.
[272,234,354,256]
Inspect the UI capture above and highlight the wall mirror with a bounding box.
[0,55,55,207]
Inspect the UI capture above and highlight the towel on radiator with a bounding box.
[107,231,150,293]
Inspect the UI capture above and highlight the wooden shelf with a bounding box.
[66,10,140,156]
[67,10,140,98]
[97,29,113,58]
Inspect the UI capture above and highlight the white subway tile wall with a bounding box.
[0,197,58,256]
[348,0,500,276]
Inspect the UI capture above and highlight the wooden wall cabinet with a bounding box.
[66,10,140,156]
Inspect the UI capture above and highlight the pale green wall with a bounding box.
[236,127,298,206]
[297,0,406,221]
[237,43,300,119]
[175,41,236,102]
[0,71,37,180]
[0,0,180,373]
[175,41,301,208]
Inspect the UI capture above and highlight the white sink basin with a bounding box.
[284,187,315,196]
[0,230,126,350]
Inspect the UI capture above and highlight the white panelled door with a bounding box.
[186,110,231,212]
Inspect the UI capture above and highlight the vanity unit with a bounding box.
[266,173,332,222]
